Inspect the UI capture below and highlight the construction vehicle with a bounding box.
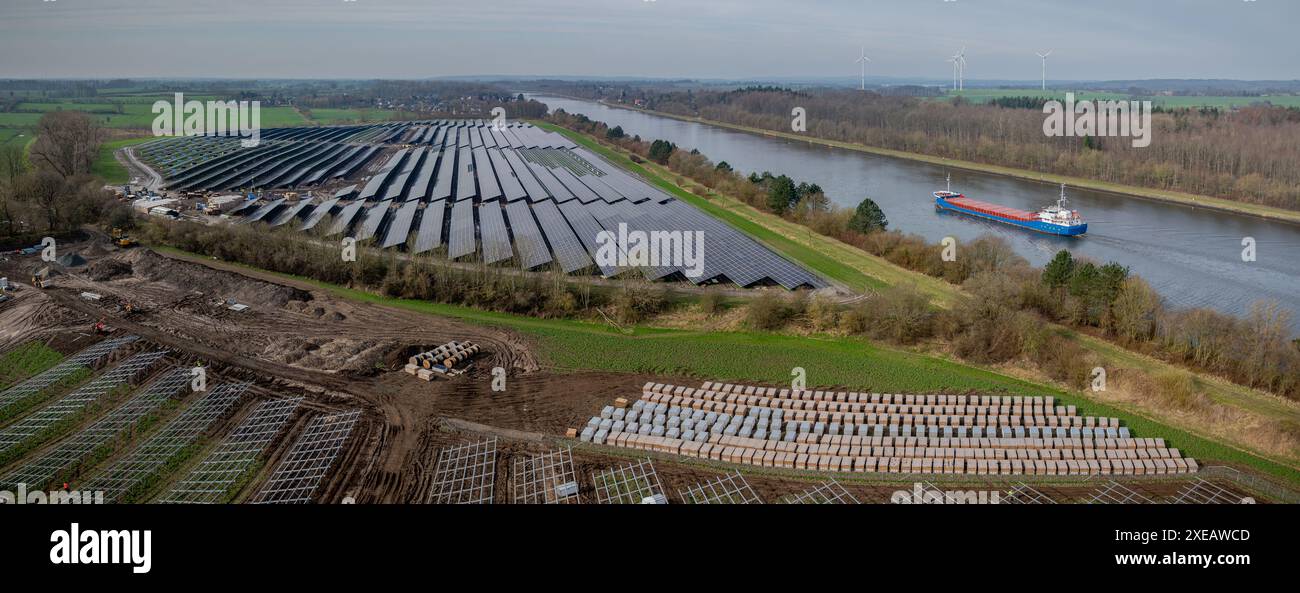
[110,228,138,248]
[93,318,109,335]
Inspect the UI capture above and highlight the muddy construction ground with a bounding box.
[0,236,1280,504]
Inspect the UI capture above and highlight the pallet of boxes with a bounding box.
[405,341,481,381]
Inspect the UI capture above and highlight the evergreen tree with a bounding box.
[766,175,797,213]
[848,197,888,233]
[648,139,675,164]
[1042,250,1075,288]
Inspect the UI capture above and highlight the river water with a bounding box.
[532,94,1300,333]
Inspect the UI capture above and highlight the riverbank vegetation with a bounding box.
[544,110,1300,403]
[546,85,1300,213]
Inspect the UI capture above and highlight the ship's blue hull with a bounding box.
[936,197,1087,236]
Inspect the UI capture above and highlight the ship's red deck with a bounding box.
[944,195,1037,222]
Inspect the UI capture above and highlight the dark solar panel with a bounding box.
[406,148,438,202]
[454,147,477,201]
[430,149,454,201]
[269,198,316,227]
[500,126,525,149]
[412,200,446,254]
[299,198,340,231]
[381,200,419,248]
[530,200,591,273]
[504,200,553,270]
[448,199,477,259]
[501,149,548,201]
[358,148,408,201]
[355,200,392,242]
[550,167,603,204]
[382,147,423,201]
[245,198,286,223]
[559,200,624,277]
[473,147,503,202]
[488,149,528,202]
[478,201,513,264]
[525,160,575,202]
[327,201,366,236]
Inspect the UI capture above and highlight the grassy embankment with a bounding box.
[592,101,1300,225]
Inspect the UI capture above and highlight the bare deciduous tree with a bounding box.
[29,111,103,177]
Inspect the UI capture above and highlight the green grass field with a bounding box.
[301,107,425,125]
[0,342,64,391]
[91,136,156,184]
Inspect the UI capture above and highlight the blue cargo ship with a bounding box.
[934,180,1087,236]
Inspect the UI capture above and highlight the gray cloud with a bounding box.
[0,0,1294,80]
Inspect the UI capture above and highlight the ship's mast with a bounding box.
[946,173,951,193]
[1058,183,1068,209]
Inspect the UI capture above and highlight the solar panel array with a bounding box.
[0,336,137,414]
[0,366,190,492]
[252,409,361,504]
[80,382,250,503]
[0,351,167,456]
[157,397,302,504]
[152,119,823,289]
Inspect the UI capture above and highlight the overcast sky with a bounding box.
[0,0,1294,81]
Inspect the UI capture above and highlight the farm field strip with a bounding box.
[252,409,361,504]
[80,382,251,503]
[0,350,167,453]
[0,366,190,491]
[0,342,65,391]
[0,336,138,412]
[157,397,302,504]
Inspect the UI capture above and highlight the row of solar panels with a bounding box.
[168,121,825,289]
[239,190,823,290]
[151,122,577,194]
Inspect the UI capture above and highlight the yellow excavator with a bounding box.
[110,228,137,248]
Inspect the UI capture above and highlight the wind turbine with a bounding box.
[1036,50,1052,90]
[855,46,871,91]
[948,56,960,91]
[956,47,968,91]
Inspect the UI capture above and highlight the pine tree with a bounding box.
[1042,250,1075,288]
[848,197,888,233]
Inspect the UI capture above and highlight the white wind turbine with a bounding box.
[1036,50,1052,90]
[956,47,968,91]
[948,56,960,91]
[855,46,871,91]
